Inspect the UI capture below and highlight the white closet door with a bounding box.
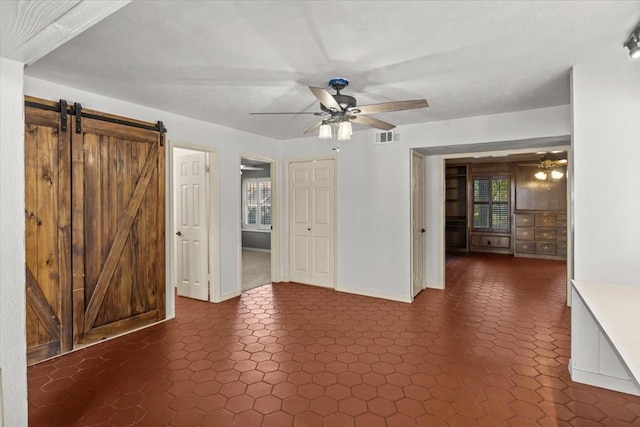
[289,159,335,287]
[176,151,209,301]
[412,152,425,297]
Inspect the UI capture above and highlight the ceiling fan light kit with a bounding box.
[319,123,332,139]
[338,121,352,141]
[534,153,567,181]
[250,78,429,143]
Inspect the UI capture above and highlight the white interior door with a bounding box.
[289,159,335,287]
[412,152,425,297]
[176,151,209,301]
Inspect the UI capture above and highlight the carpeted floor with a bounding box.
[242,249,271,291]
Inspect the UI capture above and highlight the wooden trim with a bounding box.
[24,96,62,110]
[156,138,166,318]
[24,96,162,132]
[57,110,73,352]
[27,341,61,366]
[83,310,159,342]
[25,267,61,341]
[83,144,159,332]
[82,107,159,129]
[71,119,85,342]
[81,119,159,143]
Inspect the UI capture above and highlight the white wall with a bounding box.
[570,55,640,394]
[0,57,28,426]
[24,77,280,306]
[572,57,640,285]
[281,105,572,301]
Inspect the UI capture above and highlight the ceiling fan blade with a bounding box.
[353,99,428,115]
[350,115,396,131]
[303,120,324,135]
[309,86,343,112]
[250,112,326,115]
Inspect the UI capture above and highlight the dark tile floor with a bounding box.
[28,254,640,426]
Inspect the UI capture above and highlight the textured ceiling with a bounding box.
[24,1,640,140]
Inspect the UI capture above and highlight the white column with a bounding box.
[0,57,27,426]
[571,55,640,394]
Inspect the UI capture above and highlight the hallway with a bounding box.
[28,254,640,426]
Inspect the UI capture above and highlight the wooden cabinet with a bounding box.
[468,162,512,254]
[470,234,511,249]
[445,165,468,252]
[514,211,567,260]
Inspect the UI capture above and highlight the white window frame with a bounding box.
[242,177,271,230]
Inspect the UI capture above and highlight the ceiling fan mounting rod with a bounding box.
[328,77,349,94]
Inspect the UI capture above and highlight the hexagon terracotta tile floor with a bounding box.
[28,254,640,426]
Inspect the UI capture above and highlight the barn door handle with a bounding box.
[176,231,182,236]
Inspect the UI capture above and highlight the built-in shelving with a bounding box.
[445,165,468,253]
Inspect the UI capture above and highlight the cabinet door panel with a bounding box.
[516,228,535,241]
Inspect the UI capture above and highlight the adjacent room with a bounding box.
[241,158,273,292]
[1,1,639,426]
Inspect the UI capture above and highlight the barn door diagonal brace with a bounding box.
[26,267,61,340]
[83,144,159,332]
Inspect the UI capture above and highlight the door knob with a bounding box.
[308,228,311,231]
[421,228,426,233]
[176,231,182,236]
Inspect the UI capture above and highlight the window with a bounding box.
[243,178,271,230]
[472,176,509,232]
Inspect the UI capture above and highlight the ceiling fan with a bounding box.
[523,153,568,168]
[250,78,429,137]
[523,153,568,180]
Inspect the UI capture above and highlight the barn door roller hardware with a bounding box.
[59,99,68,132]
[24,98,168,138]
[74,103,83,134]
[157,121,166,146]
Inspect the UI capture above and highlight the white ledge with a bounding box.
[572,280,640,386]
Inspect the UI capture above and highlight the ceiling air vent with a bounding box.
[374,130,396,145]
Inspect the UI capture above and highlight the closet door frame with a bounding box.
[285,155,337,288]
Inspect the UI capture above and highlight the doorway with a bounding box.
[411,151,426,298]
[170,142,219,312]
[240,156,276,291]
[416,137,573,305]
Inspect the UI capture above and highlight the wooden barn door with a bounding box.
[71,111,166,344]
[24,103,72,364]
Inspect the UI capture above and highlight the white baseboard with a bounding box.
[219,290,242,302]
[336,285,412,303]
[570,360,640,396]
[242,247,271,253]
[426,282,445,290]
